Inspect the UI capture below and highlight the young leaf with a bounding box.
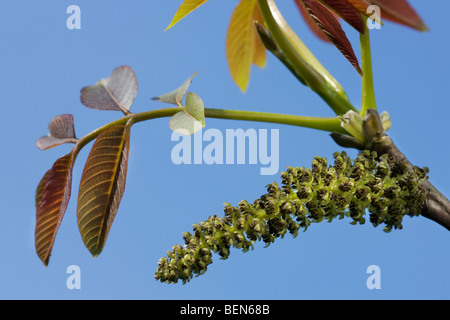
[169,92,205,136]
[169,112,204,136]
[346,0,372,14]
[380,111,391,132]
[317,0,366,34]
[152,72,197,106]
[339,110,365,142]
[185,92,205,125]
[165,0,210,31]
[295,0,332,42]
[77,122,132,257]
[226,0,264,92]
[370,0,428,31]
[36,114,77,150]
[80,65,138,115]
[35,170,51,209]
[35,151,77,266]
[299,0,362,75]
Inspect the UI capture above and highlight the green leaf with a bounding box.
[152,72,197,106]
[185,92,205,125]
[169,92,205,135]
[35,151,77,266]
[165,0,210,31]
[169,111,204,136]
[77,122,132,257]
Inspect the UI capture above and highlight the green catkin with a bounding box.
[155,151,428,284]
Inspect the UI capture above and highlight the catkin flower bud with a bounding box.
[155,151,428,284]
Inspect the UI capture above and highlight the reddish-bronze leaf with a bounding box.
[317,0,366,34]
[77,123,131,257]
[370,0,428,31]
[35,170,51,208]
[36,114,77,150]
[295,0,331,42]
[80,65,138,115]
[299,0,362,74]
[35,152,76,266]
[346,0,372,14]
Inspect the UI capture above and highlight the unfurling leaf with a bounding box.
[152,72,197,106]
[380,111,391,132]
[77,122,132,257]
[339,110,365,142]
[35,151,77,266]
[226,0,265,92]
[80,65,138,115]
[299,0,362,74]
[165,0,210,31]
[370,0,428,31]
[169,92,205,135]
[36,114,77,150]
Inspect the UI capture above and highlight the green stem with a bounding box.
[360,18,377,116]
[205,108,343,132]
[257,0,357,115]
[74,107,345,151]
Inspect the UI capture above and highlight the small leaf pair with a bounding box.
[80,65,138,115]
[36,114,77,150]
[153,73,206,135]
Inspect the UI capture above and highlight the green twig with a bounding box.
[360,18,377,116]
[74,107,345,153]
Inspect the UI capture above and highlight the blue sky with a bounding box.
[0,1,449,299]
